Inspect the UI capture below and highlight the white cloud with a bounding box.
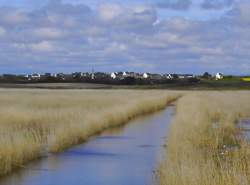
[1,9,29,24]
[97,3,156,27]
[82,26,106,37]
[201,0,234,10]
[164,18,192,31]
[32,28,66,39]
[188,47,224,56]
[0,27,6,36]
[157,0,192,10]
[30,41,57,52]
[98,4,123,21]
[106,42,127,52]
[238,2,250,23]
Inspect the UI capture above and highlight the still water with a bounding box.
[0,106,175,185]
[238,119,250,140]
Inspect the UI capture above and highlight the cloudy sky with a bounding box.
[0,0,249,74]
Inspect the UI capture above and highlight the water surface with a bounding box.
[238,119,250,140]
[0,106,175,185]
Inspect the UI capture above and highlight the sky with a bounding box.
[0,0,249,75]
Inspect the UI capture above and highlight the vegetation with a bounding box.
[159,91,250,185]
[2,79,250,90]
[0,89,179,176]
[242,78,250,82]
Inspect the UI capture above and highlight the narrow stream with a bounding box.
[0,106,175,185]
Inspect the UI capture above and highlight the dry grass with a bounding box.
[0,89,179,176]
[159,91,250,185]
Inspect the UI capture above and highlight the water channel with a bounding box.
[0,106,175,185]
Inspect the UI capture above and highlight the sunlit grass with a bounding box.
[242,78,250,82]
[0,89,180,176]
[159,91,250,185]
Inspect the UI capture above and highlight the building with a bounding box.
[111,72,117,79]
[215,73,223,80]
[178,74,194,79]
[56,73,66,80]
[91,68,95,80]
[149,73,162,80]
[164,74,173,80]
[143,73,149,79]
[31,73,41,79]
[94,72,109,79]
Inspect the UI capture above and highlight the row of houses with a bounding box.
[110,72,178,80]
[24,73,71,81]
[21,72,197,81]
[0,72,224,82]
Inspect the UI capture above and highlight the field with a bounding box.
[0,89,179,176]
[1,79,250,90]
[159,91,250,185]
[2,89,250,184]
[0,83,112,89]
[242,78,250,82]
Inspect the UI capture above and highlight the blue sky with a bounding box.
[0,0,249,74]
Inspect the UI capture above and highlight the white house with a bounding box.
[111,72,117,79]
[31,73,41,79]
[165,74,173,80]
[123,72,127,77]
[24,74,32,80]
[50,73,57,78]
[178,75,185,79]
[143,73,149,79]
[215,73,223,80]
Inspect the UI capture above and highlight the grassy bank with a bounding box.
[0,89,179,176]
[159,91,250,185]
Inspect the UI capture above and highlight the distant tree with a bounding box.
[225,75,233,79]
[202,72,212,79]
[121,77,136,85]
[188,77,200,83]
[172,74,179,79]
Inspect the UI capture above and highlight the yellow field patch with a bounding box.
[242,78,250,82]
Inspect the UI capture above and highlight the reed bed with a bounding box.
[0,89,179,176]
[159,91,250,185]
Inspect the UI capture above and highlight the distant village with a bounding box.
[0,71,229,85]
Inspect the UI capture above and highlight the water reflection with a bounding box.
[0,106,175,185]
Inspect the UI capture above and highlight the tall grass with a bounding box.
[159,91,250,185]
[0,89,179,176]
